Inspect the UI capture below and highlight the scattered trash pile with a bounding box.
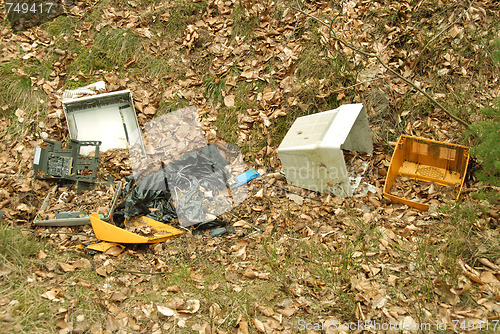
[29,84,261,250]
[18,82,470,251]
[277,103,470,209]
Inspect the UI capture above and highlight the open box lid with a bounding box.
[277,104,373,196]
[63,90,144,154]
[278,103,373,154]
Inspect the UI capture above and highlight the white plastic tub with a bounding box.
[278,104,373,196]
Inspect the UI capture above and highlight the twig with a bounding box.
[424,2,473,54]
[283,1,300,47]
[271,183,323,202]
[413,2,474,70]
[295,7,471,128]
[115,269,168,275]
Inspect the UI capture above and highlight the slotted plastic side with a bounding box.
[383,135,469,210]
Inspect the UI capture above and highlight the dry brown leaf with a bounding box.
[434,279,460,305]
[253,188,264,199]
[224,95,235,108]
[166,285,182,293]
[37,249,47,260]
[106,314,119,332]
[236,314,249,334]
[286,193,304,205]
[72,258,91,270]
[41,290,58,301]
[95,267,107,277]
[56,316,67,329]
[144,106,156,115]
[58,262,75,273]
[177,299,200,314]
[253,318,265,333]
[109,291,128,302]
[480,271,499,284]
[277,306,297,317]
[104,246,125,257]
[157,305,176,317]
[233,220,251,229]
[256,304,274,317]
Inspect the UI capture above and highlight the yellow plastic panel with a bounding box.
[90,214,183,243]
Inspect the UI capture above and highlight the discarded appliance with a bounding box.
[89,214,183,244]
[33,181,122,227]
[383,135,470,210]
[278,104,373,196]
[62,89,144,154]
[33,139,101,192]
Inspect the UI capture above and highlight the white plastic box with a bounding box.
[63,90,144,154]
[278,104,373,196]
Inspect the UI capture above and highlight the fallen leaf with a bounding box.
[104,246,125,257]
[233,220,251,228]
[224,95,235,108]
[166,285,182,293]
[72,258,91,269]
[177,299,200,314]
[58,262,75,273]
[41,290,58,301]
[157,305,176,317]
[37,250,47,259]
[286,193,304,205]
[253,188,264,199]
[277,306,297,317]
[56,316,67,329]
[480,271,500,284]
[253,318,265,333]
[95,267,107,277]
[0,266,12,277]
[106,314,119,332]
[109,291,128,302]
[236,314,249,334]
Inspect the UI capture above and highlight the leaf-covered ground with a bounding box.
[0,0,499,333]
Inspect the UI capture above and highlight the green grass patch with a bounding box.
[0,60,48,121]
[204,75,226,103]
[42,15,79,37]
[67,28,141,74]
[156,96,190,116]
[156,1,207,40]
[231,3,259,39]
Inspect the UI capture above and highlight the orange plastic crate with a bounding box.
[383,135,470,210]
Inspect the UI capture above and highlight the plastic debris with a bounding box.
[90,214,183,244]
[227,169,261,188]
[278,104,373,196]
[383,135,470,210]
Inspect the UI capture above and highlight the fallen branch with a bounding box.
[295,7,471,128]
[115,269,168,275]
[412,1,474,71]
